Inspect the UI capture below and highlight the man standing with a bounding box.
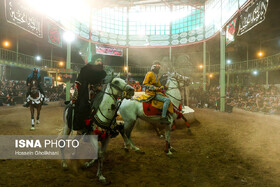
[143,60,170,124]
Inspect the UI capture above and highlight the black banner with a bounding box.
[237,0,269,36]
[5,0,43,38]
[48,23,62,47]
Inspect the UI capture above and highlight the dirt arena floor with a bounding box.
[0,102,280,187]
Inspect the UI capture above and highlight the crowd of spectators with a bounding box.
[190,84,280,115]
[45,85,65,102]
[0,80,65,106]
[0,80,25,106]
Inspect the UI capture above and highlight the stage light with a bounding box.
[253,70,258,75]
[199,65,203,69]
[35,56,41,61]
[59,61,64,67]
[226,59,231,64]
[63,31,75,43]
[3,40,10,48]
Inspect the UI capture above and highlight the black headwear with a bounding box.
[90,54,104,65]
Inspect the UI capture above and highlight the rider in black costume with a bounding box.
[23,68,48,107]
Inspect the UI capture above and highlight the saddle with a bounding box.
[133,93,174,117]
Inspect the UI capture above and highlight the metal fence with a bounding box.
[1,47,280,75]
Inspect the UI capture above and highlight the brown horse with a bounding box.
[27,79,43,131]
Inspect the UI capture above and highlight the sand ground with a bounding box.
[0,102,279,186]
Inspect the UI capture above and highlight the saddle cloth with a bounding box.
[134,93,174,116]
[27,93,44,104]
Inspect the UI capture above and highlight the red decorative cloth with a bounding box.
[143,102,162,116]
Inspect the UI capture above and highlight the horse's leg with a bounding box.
[119,102,143,152]
[181,115,192,135]
[123,120,143,153]
[61,108,71,169]
[97,137,110,184]
[71,130,83,158]
[83,134,98,169]
[30,106,35,131]
[36,105,41,124]
[164,118,173,156]
[119,121,132,152]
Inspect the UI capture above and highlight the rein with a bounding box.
[92,81,130,130]
[164,77,182,102]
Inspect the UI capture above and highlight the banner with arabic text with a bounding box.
[237,0,269,36]
[96,45,123,57]
[5,0,43,38]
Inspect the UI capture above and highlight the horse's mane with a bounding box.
[103,74,115,84]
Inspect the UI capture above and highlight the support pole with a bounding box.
[227,71,229,90]
[55,70,58,87]
[203,42,207,91]
[266,71,269,89]
[220,29,226,112]
[66,43,71,101]
[16,38,19,63]
[169,47,172,63]
[126,47,129,82]
[246,43,249,69]
[50,47,53,68]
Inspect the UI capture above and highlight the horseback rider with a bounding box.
[23,68,47,107]
[71,54,107,129]
[143,60,170,124]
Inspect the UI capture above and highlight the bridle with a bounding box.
[164,76,183,102]
[92,80,132,130]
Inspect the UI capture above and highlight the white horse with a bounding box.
[61,76,134,184]
[119,72,190,156]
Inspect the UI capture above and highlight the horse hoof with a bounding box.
[135,150,145,154]
[166,153,174,158]
[62,161,68,169]
[99,176,111,185]
[170,147,176,152]
[83,161,94,169]
[187,129,193,136]
[36,121,40,124]
[124,147,129,153]
[30,127,35,131]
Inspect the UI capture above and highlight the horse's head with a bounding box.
[30,80,39,95]
[110,76,135,99]
[166,72,191,90]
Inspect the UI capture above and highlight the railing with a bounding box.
[1,47,280,75]
[206,53,280,73]
[0,47,83,70]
